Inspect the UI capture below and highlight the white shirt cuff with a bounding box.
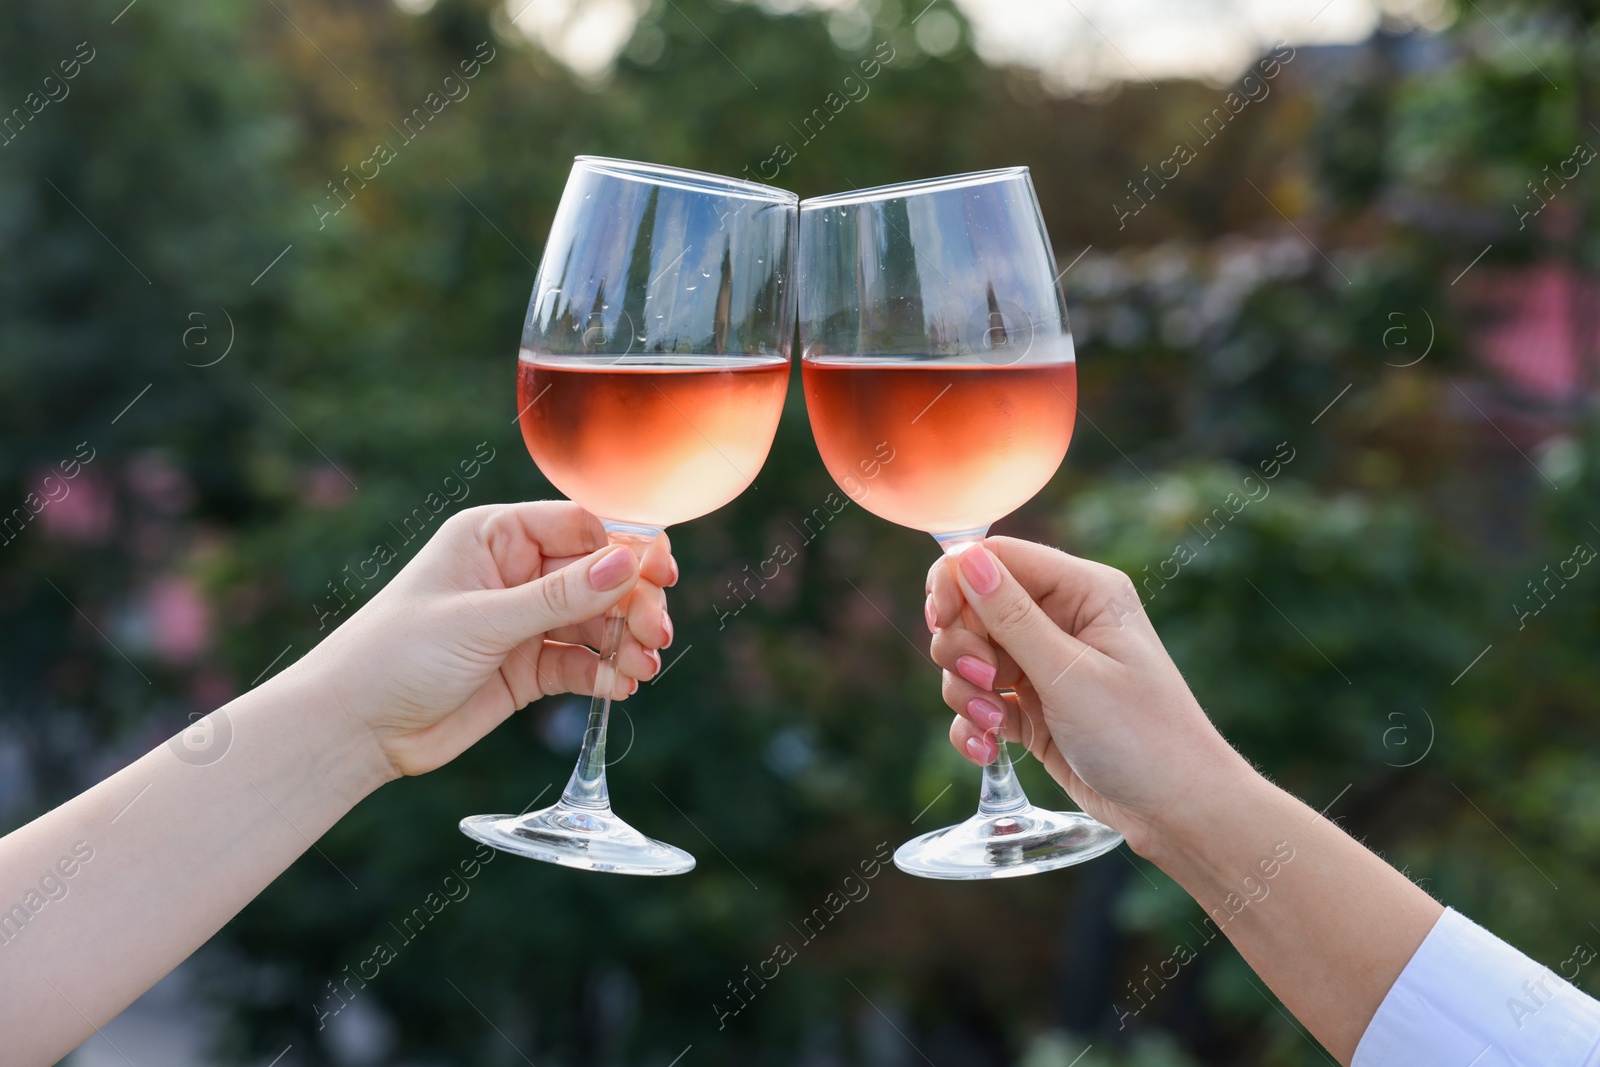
[1354,907,1600,1066]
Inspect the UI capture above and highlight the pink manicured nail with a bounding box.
[647,648,662,673]
[924,595,937,633]
[965,735,995,764]
[958,545,1001,596]
[589,546,634,590]
[967,696,1005,729]
[661,612,674,648]
[667,556,680,587]
[956,654,997,690]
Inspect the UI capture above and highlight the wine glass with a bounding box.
[796,167,1123,879]
[460,157,796,875]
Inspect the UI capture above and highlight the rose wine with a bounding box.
[518,351,789,529]
[801,352,1076,534]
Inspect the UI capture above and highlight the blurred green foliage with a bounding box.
[3,0,1600,1064]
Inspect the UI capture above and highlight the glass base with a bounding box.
[894,804,1123,880]
[460,802,695,876]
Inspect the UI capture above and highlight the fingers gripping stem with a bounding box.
[936,531,1029,816]
[561,527,656,811]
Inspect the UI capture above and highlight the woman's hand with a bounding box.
[925,536,1251,858]
[0,500,677,1064]
[929,536,1448,1064]
[290,501,676,782]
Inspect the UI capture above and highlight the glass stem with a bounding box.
[933,527,1031,817]
[559,524,660,812]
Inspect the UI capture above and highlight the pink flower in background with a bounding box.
[1471,265,1600,402]
[143,577,211,664]
[305,466,353,509]
[36,470,115,544]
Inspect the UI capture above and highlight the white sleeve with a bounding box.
[1354,907,1600,1067]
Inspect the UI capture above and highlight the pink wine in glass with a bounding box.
[798,166,1122,881]
[801,352,1076,534]
[518,351,790,529]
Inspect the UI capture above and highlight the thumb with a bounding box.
[951,543,1091,689]
[476,543,639,645]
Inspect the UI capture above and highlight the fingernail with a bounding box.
[924,595,937,633]
[965,735,995,764]
[956,654,997,691]
[629,676,639,695]
[661,612,674,648]
[967,696,1005,729]
[958,545,1001,596]
[647,648,662,673]
[588,546,634,590]
[668,556,680,587]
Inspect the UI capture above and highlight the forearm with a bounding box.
[1143,757,1443,1065]
[0,664,393,1066]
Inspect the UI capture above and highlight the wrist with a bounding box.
[250,657,401,805]
[1132,743,1284,897]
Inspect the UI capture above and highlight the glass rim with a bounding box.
[572,156,798,204]
[799,166,1031,210]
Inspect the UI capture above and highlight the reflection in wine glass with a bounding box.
[798,167,1124,879]
[460,157,797,875]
